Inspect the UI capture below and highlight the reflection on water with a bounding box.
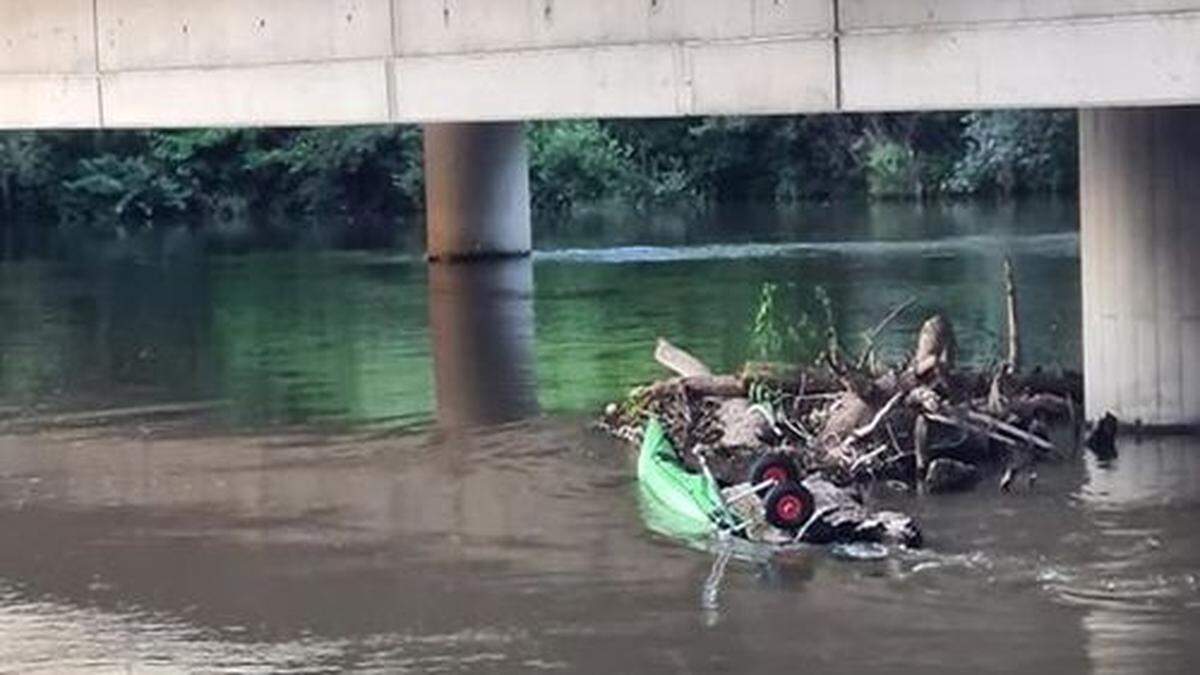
[1073,438,1200,675]
[0,199,1082,427]
[429,259,539,427]
[0,423,1196,672]
[0,199,1196,672]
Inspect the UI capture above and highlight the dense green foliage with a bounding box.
[0,111,1077,257]
[749,282,829,363]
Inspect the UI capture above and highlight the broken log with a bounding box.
[1085,412,1119,459]
[655,338,713,378]
[912,314,957,380]
[844,391,905,447]
[856,296,917,370]
[964,410,1055,453]
[738,361,842,394]
[1004,257,1021,372]
[914,414,931,475]
[635,375,745,400]
[817,392,875,448]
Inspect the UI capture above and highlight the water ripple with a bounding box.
[536,232,1079,264]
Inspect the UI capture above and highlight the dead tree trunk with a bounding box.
[1004,257,1021,372]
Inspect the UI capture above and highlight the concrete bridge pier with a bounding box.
[423,123,532,263]
[1080,107,1200,428]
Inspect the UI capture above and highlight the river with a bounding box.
[0,199,1196,673]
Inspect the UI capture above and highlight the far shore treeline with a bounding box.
[0,111,1076,258]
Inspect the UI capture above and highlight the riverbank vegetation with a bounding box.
[0,110,1076,257]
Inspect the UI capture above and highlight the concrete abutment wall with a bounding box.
[1080,107,1200,427]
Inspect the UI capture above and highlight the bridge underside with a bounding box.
[3,1,1200,129]
[3,2,1199,427]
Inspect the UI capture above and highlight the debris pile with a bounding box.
[598,259,1083,546]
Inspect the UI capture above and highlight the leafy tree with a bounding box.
[0,109,1080,254]
[61,154,192,233]
[749,282,827,363]
[245,126,423,217]
[528,121,644,211]
[947,111,1077,196]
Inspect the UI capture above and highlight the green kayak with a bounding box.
[637,418,729,535]
[637,417,819,542]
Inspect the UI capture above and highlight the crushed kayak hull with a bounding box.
[636,419,726,535]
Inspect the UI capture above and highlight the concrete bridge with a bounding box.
[2,1,1199,427]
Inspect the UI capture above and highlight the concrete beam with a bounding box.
[842,12,1200,111]
[1,1,1200,127]
[1080,107,1200,427]
[0,75,100,129]
[0,0,96,74]
[101,60,390,128]
[394,0,832,56]
[395,44,686,122]
[393,37,835,122]
[96,0,392,71]
[840,0,1200,29]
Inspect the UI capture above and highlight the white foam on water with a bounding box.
[536,232,1079,264]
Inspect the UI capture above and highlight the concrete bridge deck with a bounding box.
[2,1,1200,129]
[2,1,1198,428]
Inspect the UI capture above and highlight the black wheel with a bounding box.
[763,482,816,532]
[749,452,801,496]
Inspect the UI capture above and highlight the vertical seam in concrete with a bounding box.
[385,59,398,123]
[91,0,105,127]
[678,41,694,115]
[832,0,843,111]
[389,0,399,56]
[387,0,399,121]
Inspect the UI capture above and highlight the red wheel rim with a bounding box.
[775,495,805,523]
[763,466,788,484]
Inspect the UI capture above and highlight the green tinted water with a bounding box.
[5,199,1200,675]
[0,199,1080,428]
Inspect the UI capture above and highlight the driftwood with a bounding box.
[598,260,1082,498]
[965,410,1055,452]
[739,361,843,394]
[844,392,905,448]
[655,337,713,378]
[913,414,931,474]
[818,392,875,448]
[912,314,956,380]
[1004,257,1021,372]
[857,296,916,370]
[712,398,770,449]
[636,375,745,400]
[1085,412,1119,459]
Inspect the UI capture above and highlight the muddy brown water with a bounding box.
[0,200,1197,673]
[0,424,1196,673]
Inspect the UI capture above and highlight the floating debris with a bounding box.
[598,259,1084,548]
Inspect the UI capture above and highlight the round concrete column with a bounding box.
[1079,107,1200,427]
[423,122,532,262]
